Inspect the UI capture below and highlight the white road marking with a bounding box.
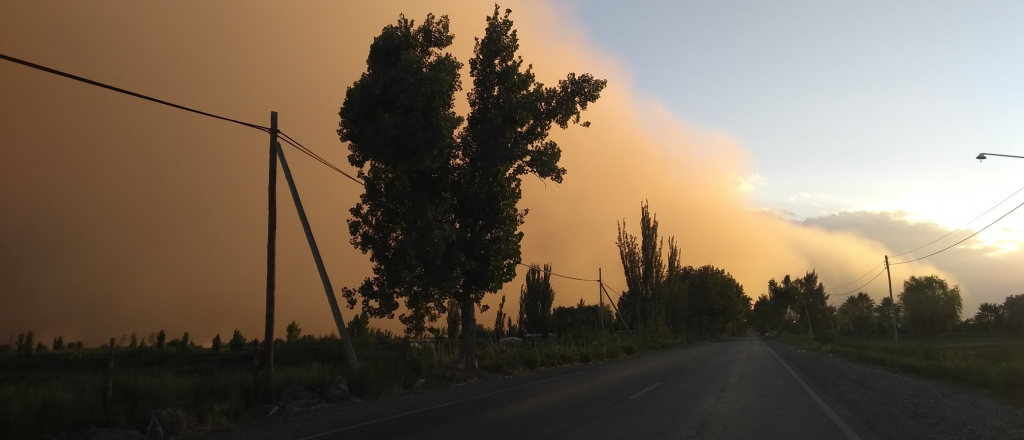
[761,340,862,440]
[630,382,662,399]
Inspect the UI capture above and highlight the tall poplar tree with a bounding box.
[340,7,605,368]
[339,14,464,334]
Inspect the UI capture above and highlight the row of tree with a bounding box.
[615,201,752,339]
[746,272,1017,337]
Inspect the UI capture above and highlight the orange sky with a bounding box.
[0,1,948,346]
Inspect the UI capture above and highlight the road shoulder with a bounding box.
[766,339,1024,440]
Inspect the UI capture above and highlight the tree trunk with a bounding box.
[460,298,478,369]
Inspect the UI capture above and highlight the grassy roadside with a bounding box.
[0,334,681,439]
[776,334,1024,404]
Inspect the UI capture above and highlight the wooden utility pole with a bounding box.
[884,255,899,343]
[802,298,814,337]
[105,337,115,405]
[598,268,604,333]
[264,111,278,384]
[275,142,360,370]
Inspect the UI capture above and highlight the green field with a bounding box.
[780,333,1024,404]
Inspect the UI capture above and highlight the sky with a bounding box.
[1,1,1022,346]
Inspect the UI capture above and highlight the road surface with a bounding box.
[220,337,883,440]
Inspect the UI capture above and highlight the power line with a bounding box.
[831,265,887,297]
[1,52,366,187]
[891,199,1024,265]
[601,281,623,298]
[891,182,1024,258]
[277,132,364,186]
[516,262,599,282]
[1,52,270,132]
[829,261,884,291]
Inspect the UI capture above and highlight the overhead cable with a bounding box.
[831,266,888,297]
[829,261,884,291]
[891,182,1024,258]
[0,52,270,132]
[891,199,1024,265]
[517,262,599,282]
[1,52,365,187]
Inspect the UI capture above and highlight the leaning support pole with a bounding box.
[601,283,630,333]
[598,268,605,333]
[275,142,360,370]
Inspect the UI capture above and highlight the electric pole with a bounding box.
[264,111,278,385]
[884,255,898,343]
[802,297,814,338]
[598,268,604,333]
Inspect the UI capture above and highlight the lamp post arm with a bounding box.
[979,152,1024,160]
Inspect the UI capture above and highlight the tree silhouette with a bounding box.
[347,311,371,340]
[211,334,222,353]
[339,12,465,339]
[975,302,1004,333]
[899,275,962,333]
[493,295,507,340]
[339,6,605,368]
[16,331,34,357]
[156,330,166,350]
[51,336,64,351]
[837,292,875,335]
[286,321,302,343]
[616,201,664,330]
[1004,294,1024,332]
[518,264,555,335]
[875,296,902,335]
[229,330,246,352]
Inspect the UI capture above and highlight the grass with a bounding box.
[778,333,1024,404]
[0,333,682,439]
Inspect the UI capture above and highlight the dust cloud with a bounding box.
[0,1,946,345]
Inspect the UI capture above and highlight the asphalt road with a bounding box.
[280,337,873,440]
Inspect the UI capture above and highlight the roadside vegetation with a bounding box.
[752,269,1024,405]
[779,333,1024,404]
[0,321,680,439]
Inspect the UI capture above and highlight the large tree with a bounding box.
[837,292,875,335]
[518,264,556,335]
[898,275,963,334]
[684,265,749,338]
[975,302,1004,333]
[340,7,606,368]
[1004,294,1024,332]
[339,13,464,336]
[616,201,664,330]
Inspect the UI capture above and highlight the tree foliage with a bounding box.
[614,201,749,339]
[1004,294,1024,332]
[899,275,963,334]
[837,292,875,335]
[339,6,605,367]
[615,201,664,330]
[286,320,302,343]
[552,299,614,339]
[228,330,246,352]
[518,264,556,335]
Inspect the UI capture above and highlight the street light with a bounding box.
[977,152,1024,161]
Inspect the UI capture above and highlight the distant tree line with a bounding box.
[614,201,752,340]
[746,272,1006,337]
